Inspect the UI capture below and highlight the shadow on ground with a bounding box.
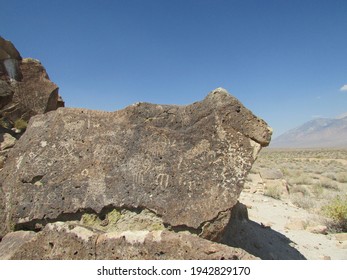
[222,202,306,260]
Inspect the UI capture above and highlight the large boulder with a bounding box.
[0,88,271,243]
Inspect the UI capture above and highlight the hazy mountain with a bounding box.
[271,115,347,148]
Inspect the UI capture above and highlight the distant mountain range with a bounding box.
[271,114,347,148]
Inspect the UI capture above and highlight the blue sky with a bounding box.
[1,0,347,137]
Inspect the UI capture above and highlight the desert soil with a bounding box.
[239,191,347,260]
[236,148,347,260]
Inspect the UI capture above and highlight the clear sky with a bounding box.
[1,0,347,137]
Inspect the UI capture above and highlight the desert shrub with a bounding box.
[336,173,347,183]
[291,185,309,196]
[322,195,347,232]
[290,193,314,210]
[281,167,292,177]
[312,183,324,198]
[288,174,312,186]
[264,185,281,200]
[319,179,339,190]
[313,169,324,175]
[14,118,28,130]
[326,173,337,181]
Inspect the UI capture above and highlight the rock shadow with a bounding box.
[221,202,306,260]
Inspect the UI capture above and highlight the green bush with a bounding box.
[322,195,347,232]
[14,118,28,130]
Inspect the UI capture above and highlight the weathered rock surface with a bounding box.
[0,222,257,260]
[0,36,22,81]
[0,36,64,171]
[0,57,64,122]
[0,88,271,242]
[0,36,64,127]
[0,133,16,150]
[0,231,36,260]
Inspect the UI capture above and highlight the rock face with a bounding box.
[0,223,257,260]
[0,36,22,81]
[0,36,64,172]
[0,88,271,244]
[0,36,64,129]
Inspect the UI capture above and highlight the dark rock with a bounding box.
[0,37,64,171]
[0,88,271,240]
[0,36,64,126]
[1,58,62,122]
[0,36,21,60]
[0,80,14,109]
[0,36,22,81]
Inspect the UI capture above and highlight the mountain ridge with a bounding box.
[271,115,347,148]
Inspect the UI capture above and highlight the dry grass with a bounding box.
[322,195,347,232]
[250,148,347,218]
[264,185,282,200]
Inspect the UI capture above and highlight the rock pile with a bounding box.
[0,37,272,259]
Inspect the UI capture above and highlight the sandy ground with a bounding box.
[234,191,347,260]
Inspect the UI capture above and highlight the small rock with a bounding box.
[11,128,22,134]
[307,225,328,235]
[285,219,307,230]
[334,233,347,242]
[0,133,16,150]
[100,218,109,227]
[319,255,331,260]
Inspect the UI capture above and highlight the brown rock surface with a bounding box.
[0,88,271,241]
[1,58,63,122]
[0,36,64,172]
[1,222,257,260]
[0,36,21,61]
[0,231,36,260]
[0,36,64,126]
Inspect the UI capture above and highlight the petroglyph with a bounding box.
[133,171,145,184]
[0,88,272,240]
[184,139,210,159]
[156,173,170,189]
